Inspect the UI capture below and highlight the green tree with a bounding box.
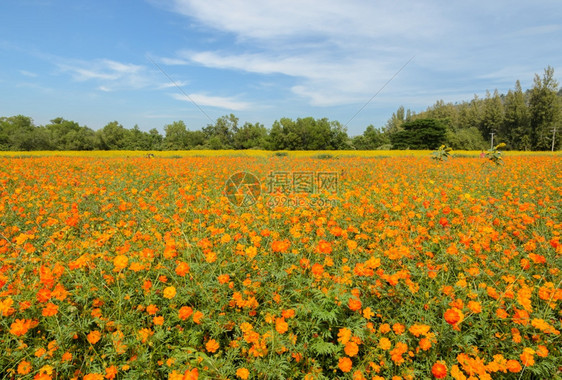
[233,122,268,149]
[96,121,130,150]
[529,66,561,150]
[148,128,164,150]
[480,90,504,140]
[352,125,389,149]
[444,127,486,150]
[203,114,238,149]
[45,118,95,150]
[0,115,49,150]
[383,105,406,135]
[185,130,206,149]
[163,121,188,150]
[501,80,531,150]
[390,119,447,150]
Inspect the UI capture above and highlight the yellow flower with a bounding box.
[163,286,177,299]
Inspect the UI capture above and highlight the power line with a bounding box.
[344,55,415,128]
[147,55,215,124]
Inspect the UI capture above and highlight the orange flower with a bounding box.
[519,348,535,366]
[317,240,332,254]
[344,341,359,357]
[192,311,204,324]
[178,306,193,320]
[282,309,295,319]
[0,297,14,316]
[175,261,190,277]
[236,368,250,379]
[536,345,549,358]
[311,263,324,277]
[362,307,374,319]
[218,274,230,284]
[87,330,101,345]
[84,374,104,380]
[17,360,32,375]
[506,359,522,373]
[431,362,447,379]
[206,339,220,353]
[61,352,72,362]
[10,318,31,337]
[392,323,405,335]
[338,327,352,345]
[379,323,391,334]
[444,307,464,326]
[467,301,482,314]
[163,286,177,299]
[113,255,128,271]
[496,308,508,319]
[419,337,432,351]
[182,368,199,380]
[348,297,362,311]
[409,324,430,337]
[138,328,154,343]
[153,316,164,325]
[338,357,353,373]
[42,302,59,317]
[275,317,288,334]
[379,337,391,350]
[105,365,118,379]
[146,304,159,315]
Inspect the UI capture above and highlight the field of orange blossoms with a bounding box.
[0,154,561,380]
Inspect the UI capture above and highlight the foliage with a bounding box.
[529,66,561,151]
[431,145,453,161]
[391,119,447,149]
[484,142,506,165]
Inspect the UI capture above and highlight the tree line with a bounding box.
[1,66,560,151]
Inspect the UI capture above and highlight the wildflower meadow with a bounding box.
[0,153,560,379]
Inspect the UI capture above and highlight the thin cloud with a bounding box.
[158,80,190,89]
[171,92,252,110]
[158,0,562,113]
[19,70,38,78]
[56,59,155,91]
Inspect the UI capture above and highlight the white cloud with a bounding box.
[56,59,154,91]
[158,80,190,89]
[19,70,38,78]
[157,0,562,112]
[171,92,251,110]
[159,0,451,106]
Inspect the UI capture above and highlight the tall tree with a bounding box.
[163,121,188,150]
[501,81,531,150]
[480,90,504,142]
[96,121,130,150]
[203,114,238,148]
[390,119,447,150]
[233,122,268,149]
[384,105,406,135]
[529,66,561,150]
[353,125,389,149]
[0,115,49,150]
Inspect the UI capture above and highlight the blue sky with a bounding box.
[1,0,560,136]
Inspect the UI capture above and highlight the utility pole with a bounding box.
[490,132,495,150]
[552,127,557,152]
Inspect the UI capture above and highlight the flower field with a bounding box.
[0,154,561,379]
